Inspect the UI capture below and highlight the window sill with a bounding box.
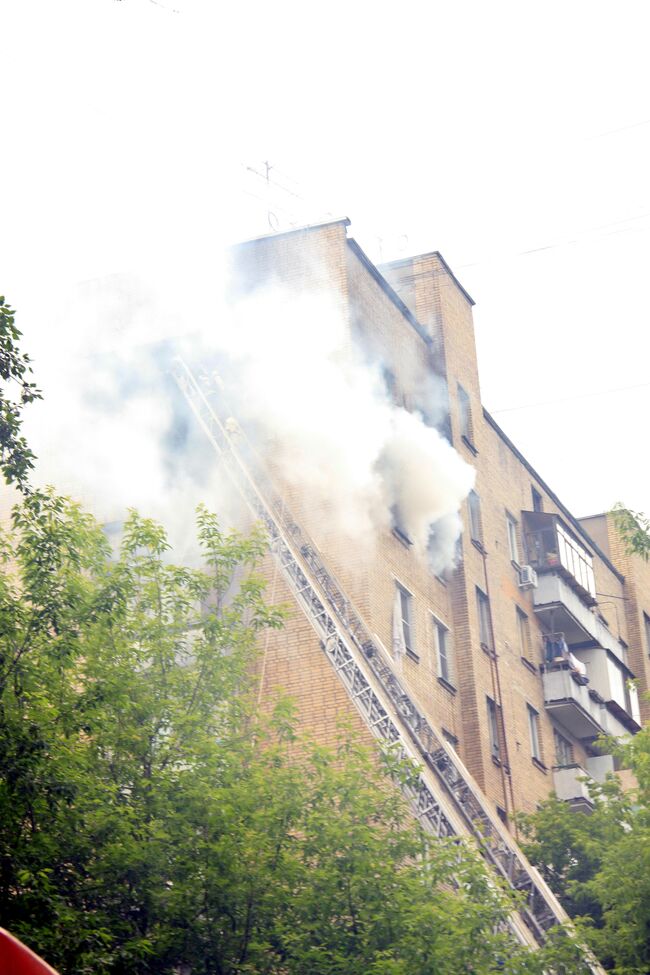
[520,656,538,674]
[437,676,457,695]
[481,642,496,659]
[532,757,548,774]
[461,435,478,456]
[392,527,413,548]
[471,538,486,555]
[405,649,419,663]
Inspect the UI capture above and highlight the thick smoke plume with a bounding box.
[216,284,474,570]
[20,260,473,574]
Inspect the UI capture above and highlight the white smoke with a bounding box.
[20,249,474,574]
[20,266,243,562]
[215,283,474,568]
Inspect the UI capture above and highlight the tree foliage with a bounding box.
[0,491,584,974]
[0,297,41,491]
[611,502,650,562]
[520,729,650,975]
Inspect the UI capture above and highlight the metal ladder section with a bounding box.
[173,358,595,964]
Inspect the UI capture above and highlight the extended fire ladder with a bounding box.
[173,358,601,970]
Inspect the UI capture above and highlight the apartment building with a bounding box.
[222,217,649,825]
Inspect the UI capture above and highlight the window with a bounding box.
[553,728,573,767]
[506,512,519,564]
[516,607,531,660]
[457,384,474,444]
[468,490,483,545]
[527,705,542,763]
[442,728,458,751]
[644,612,650,655]
[487,696,501,761]
[396,582,415,657]
[476,587,492,649]
[531,487,543,512]
[439,411,453,445]
[391,505,412,546]
[432,614,453,685]
[383,366,398,404]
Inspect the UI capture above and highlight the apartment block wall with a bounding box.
[581,513,650,725]
[379,250,637,815]
[254,549,373,749]
[231,220,647,825]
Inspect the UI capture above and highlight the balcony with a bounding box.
[533,573,626,664]
[523,511,596,606]
[585,753,616,782]
[525,510,641,734]
[552,764,594,811]
[542,666,606,739]
[575,645,641,732]
[552,755,617,812]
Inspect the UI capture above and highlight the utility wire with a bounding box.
[491,380,650,415]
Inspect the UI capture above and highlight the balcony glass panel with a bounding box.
[523,512,596,601]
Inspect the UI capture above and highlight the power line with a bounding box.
[587,117,650,140]
[491,380,650,415]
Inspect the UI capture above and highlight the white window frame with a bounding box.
[468,490,482,544]
[396,581,415,657]
[432,613,453,685]
[476,587,491,649]
[527,704,542,763]
[457,383,473,442]
[516,606,531,659]
[506,512,519,565]
[487,696,501,761]
[644,611,650,655]
[442,728,458,751]
[553,728,573,767]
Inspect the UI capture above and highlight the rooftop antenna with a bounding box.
[242,160,333,233]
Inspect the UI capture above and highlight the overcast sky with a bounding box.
[2,0,650,523]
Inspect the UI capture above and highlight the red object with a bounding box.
[0,929,60,974]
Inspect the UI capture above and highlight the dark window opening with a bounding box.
[487,696,501,761]
[391,505,412,546]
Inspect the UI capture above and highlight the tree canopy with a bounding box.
[0,297,41,491]
[0,490,586,974]
[611,502,650,562]
[520,729,650,975]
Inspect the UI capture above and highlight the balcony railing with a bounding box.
[534,574,626,664]
[542,664,636,740]
[542,666,605,739]
[552,764,594,811]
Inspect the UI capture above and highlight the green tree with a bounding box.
[0,297,41,491]
[520,729,650,975]
[0,490,583,974]
[611,503,650,562]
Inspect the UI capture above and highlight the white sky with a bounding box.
[2,0,650,521]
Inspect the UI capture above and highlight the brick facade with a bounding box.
[229,220,646,824]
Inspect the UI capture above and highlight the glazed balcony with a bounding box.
[523,511,596,606]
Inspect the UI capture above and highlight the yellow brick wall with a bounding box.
[230,222,646,828]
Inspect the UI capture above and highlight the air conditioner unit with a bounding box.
[518,565,538,590]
